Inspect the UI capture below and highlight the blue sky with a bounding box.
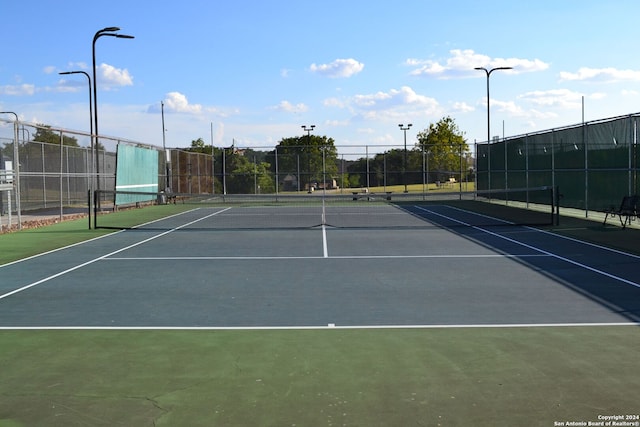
[2,0,640,155]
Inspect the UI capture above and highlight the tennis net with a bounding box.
[93,186,558,230]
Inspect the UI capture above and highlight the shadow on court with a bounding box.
[403,204,640,324]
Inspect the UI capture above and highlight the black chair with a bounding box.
[603,195,639,228]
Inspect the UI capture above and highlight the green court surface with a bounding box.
[1,203,639,426]
[1,327,639,426]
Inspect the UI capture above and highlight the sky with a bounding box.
[2,0,640,157]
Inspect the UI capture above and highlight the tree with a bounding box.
[187,139,275,193]
[226,154,274,193]
[272,135,338,191]
[189,137,210,153]
[347,150,405,188]
[33,125,79,147]
[416,116,470,182]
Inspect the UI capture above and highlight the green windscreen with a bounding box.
[114,144,159,206]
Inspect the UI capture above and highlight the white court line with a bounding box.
[0,206,226,269]
[415,205,640,289]
[322,224,329,258]
[0,322,638,331]
[0,208,232,301]
[104,254,549,261]
[0,230,123,269]
[444,204,640,260]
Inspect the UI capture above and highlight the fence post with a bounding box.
[59,130,64,221]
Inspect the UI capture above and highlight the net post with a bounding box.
[93,190,99,229]
[87,190,92,230]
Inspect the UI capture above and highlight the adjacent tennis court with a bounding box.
[1,197,639,426]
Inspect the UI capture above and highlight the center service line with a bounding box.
[322,224,329,258]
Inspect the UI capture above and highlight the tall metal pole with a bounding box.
[399,123,412,193]
[474,66,512,191]
[92,27,134,198]
[222,147,227,195]
[59,71,93,146]
[59,71,93,227]
[302,125,315,192]
[210,122,215,195]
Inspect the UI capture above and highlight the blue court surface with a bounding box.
[1,204,639,328]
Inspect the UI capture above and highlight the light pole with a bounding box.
[59,71,92,145]
[399,123,412,193]
[302,125,315,192]
[92,26,134,195]
[474,66,512,191]
[59,71,94,226]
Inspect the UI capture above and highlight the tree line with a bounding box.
[183,116,471,194]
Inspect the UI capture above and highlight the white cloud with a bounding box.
[452,101,475,113]
[501,57,549,73]
[325,119,349,127]
[67,62,88,70]
[490,99,526,117]
[325,86,441,123]
[310,58,364,78]
[0,84,36,96]
[559,67,640,83]
[205,105,238,118]
[356,127,376,134]
[269,100,308,113]
[352,86,437,111]
[161,92,203,114]
[518,88,587,109]
[323,97,345,108]
[408,49,549,78]
[98,63,133,88]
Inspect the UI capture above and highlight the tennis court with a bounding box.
[1,198,639,327]
[1,197,639,426]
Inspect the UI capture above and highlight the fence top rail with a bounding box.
[475,111,640,145]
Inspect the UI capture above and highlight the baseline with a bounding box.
[1,322,638,331]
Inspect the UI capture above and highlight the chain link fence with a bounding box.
[1,119,472,231]
[476,113,640,216]
[4,112,638,230]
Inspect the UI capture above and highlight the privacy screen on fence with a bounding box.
[476,115,640,212]
[114,144,159,206]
